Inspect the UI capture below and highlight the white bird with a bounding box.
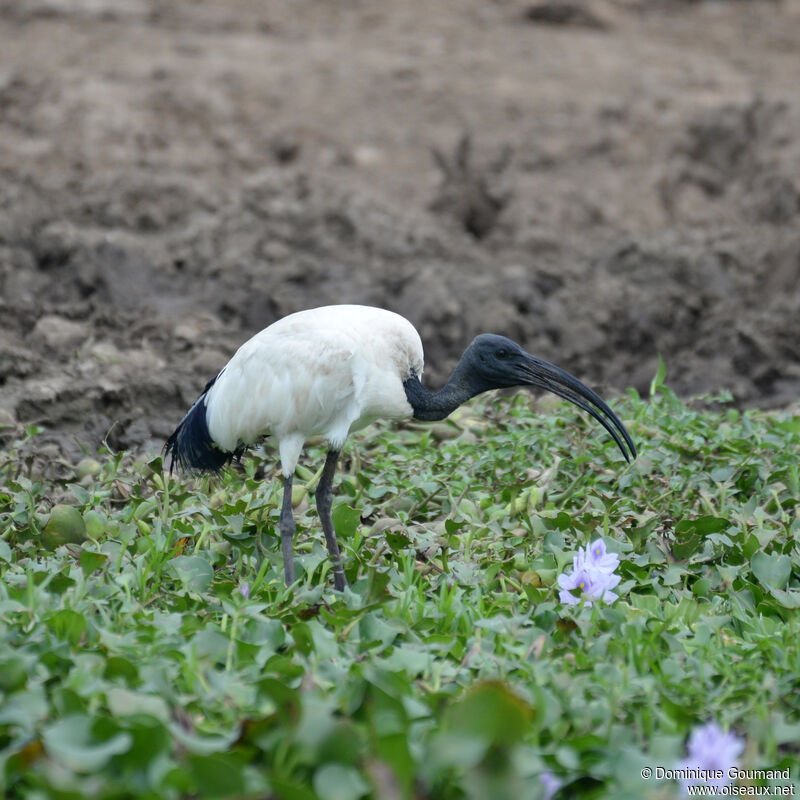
[166,304,635,591]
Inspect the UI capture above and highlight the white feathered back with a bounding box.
[204,305,424,473]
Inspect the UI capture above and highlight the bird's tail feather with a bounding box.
[164,381,244,474]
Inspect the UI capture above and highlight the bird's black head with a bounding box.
[463,334,533,389]
[456,333,636,462]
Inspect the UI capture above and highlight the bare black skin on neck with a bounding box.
[403,334,636,462]
[403,365,487,422]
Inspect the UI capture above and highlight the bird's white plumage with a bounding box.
[205,305,424,476]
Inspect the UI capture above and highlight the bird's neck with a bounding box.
[403,360,488,421]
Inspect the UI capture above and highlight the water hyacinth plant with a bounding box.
[1,385,799,797]
[557,538,622,606]
[677,721,745,793]
[540,769,563,799]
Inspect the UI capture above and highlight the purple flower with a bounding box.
[558,565,620,606]
[557,538,621,606]
[540,770,562,799]
[580,538,620,574]
[677,721,744,793]
[240,581,250,600]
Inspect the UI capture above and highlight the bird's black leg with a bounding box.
[280,473,296,587]
[317,449,346,591]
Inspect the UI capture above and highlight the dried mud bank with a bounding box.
[1,0,799,460]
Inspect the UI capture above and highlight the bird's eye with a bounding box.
[496,348,508,359]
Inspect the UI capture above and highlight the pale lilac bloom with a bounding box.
[540,770,562,799]
[677,721,745,794]
[240,581,250,600]
[558,564,620,606]
[580,538,620,574]
[558,565,596,605]
[557,538,621,606]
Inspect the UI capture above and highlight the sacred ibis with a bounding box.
[165,304,635,591]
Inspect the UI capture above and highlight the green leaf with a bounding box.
[0,656,28,692]
[313,763,370,800]
[774,417,800,435]
[106,688,170,722]
[187,753,247,798]
[80,550,108,576]
[766,587,800,609]
[189,629,229,662]
[674,516,730,536]
[671,533,702,560]
[84,509,108,540]
[332,504,361,540]
[445,681,533,746]
[170,555,214,592]
[445,519,466,535]
[46,609,87,645]
[709,466,736,482]
[42,504,87,547]
[0,539,12,562]
[270,777,318,800]
[692,577,711,598]
[751,552,791,590]
[366,568,391,602]
[103,656,139,684]
[315,720,364,765]
[42,715,132,772]
[168,723,240,755]
[649,354,667,397]
[672,516,729,559]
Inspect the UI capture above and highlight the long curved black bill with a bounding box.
[521,355,636,462]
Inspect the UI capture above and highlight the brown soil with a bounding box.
[1,0,799,460]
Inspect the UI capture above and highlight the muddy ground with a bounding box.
[1,0,799,462]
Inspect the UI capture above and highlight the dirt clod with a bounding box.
[523,2,608,29]
[430,134,512,241]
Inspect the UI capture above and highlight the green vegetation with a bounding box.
[1,380,799,798]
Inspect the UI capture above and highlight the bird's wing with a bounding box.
[205,327,367,451]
